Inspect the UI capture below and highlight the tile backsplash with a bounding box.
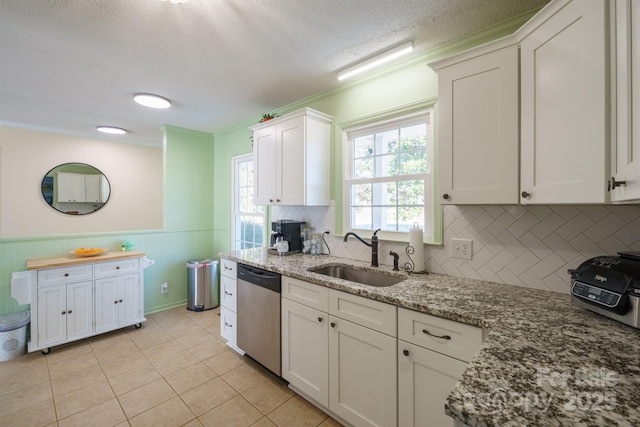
[271,204,640,294]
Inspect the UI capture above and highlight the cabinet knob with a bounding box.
[442,194,449,200]
[119,299,123,303]
[67,310,72,314]
[403,349,409,356]
[269,199,274,203]
[114,300,118,304]
[521,191,530,198]
[276,199,281,202]
[611,177,627,189]
[64,273,69,277]
[330,322,336,328]
[422,328,451,340]
[116,266,120,270]
[318,317,323,322]
[61,311,66,315]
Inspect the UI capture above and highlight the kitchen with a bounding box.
[1,0,640,426]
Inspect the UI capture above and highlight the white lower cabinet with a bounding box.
[219,258,243,354]
[281,298,329,406]
[37,280,93,348]
[329,314,397,427]
[281,277,484,427]
[94,274,139,333]
[398,341,467,427]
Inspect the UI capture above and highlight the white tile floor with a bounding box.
[0,306,343,427]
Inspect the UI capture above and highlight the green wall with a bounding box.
[0,126,215,316]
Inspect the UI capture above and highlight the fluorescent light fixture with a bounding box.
[338,41,414,81]
[97,126,127,135]
[133,93,172,109]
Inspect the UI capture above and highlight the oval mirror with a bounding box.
[41,163,111,215]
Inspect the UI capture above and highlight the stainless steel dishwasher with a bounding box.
[236,264,281,376]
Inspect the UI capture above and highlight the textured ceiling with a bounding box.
[0,0,548,146]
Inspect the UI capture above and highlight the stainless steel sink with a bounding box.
[308,264,405,287]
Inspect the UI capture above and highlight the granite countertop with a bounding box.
[220,248,640,427]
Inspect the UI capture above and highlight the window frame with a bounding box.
[342,109,436,243]
[231,154,266,251]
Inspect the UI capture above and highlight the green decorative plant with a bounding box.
[259,113,279,123]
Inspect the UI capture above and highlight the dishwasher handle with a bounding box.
[237,264,281,293]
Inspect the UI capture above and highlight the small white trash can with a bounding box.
[0,310,30,361]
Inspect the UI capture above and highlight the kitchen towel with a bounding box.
[409,224,425,273]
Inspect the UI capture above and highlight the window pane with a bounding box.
[377,153,399,177]
[398,180,424,205]
[354,157,374,179]
[351,207,372,229]
[351,183,371,206]
[372,182,392,205]
[239,162,247,186]
[375,129,398,155]
[400,124,427,149]
[354,135,374,158]
[398,207,424,231]
[399,151,426,175]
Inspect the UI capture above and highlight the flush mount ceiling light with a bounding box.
[96,126,127,135]
[338,41,414,81]
[161,0,189,4]
[133,93,172,109]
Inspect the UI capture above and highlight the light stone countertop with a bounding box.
[220,248,640,427]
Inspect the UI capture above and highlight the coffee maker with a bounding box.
[269,220,305,254]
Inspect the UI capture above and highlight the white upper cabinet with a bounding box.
[430,40,519,204]
[57,172,86,202]
[519,0,609,204]
[251,108,333,206]
[610,0,640,202]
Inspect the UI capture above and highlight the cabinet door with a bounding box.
[398,341,467,427]
[56,173,74,202]
[117,274,139,326]
[437,45,519,204]
[94,277,118,333]
[329,316,397,427]
[278,116,306,205]
[282,298,329,407]
[611,0,640,201]
[520,0,608,203]
[66,281,93,341]
[84,175,101,203]
[37,285,67,347]
[253,125,278,205]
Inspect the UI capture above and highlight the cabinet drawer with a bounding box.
[282,276,329,312]
[221,276,237,311]
[398,308,483,362]
[328,289,396,337]
[37,264,93,287]
[220,306,236,343]
[221,259,237,279]
[94,258,139,279]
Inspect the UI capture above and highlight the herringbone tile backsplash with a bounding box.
[271,204,640,294]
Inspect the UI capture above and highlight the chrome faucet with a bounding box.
[343,229,381,267]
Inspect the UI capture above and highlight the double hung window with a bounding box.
[232,154,265,250]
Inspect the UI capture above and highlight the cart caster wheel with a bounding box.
[41,348,50,355]
[134,323,142,329]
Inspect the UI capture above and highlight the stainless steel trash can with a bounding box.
[186,259,219,311]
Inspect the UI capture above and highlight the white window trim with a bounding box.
[342,110,435,243]
[231,153,265,250]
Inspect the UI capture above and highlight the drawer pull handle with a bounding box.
[330,322,336,328]
[318,317,323,323]
[224,291,233,296]
[422,329,451,340]
[225,322,233,327]
[224,266,233,270]
[403,349,409,356]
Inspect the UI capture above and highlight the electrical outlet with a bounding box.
[160,282,168,294]
[451,238,473,260]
